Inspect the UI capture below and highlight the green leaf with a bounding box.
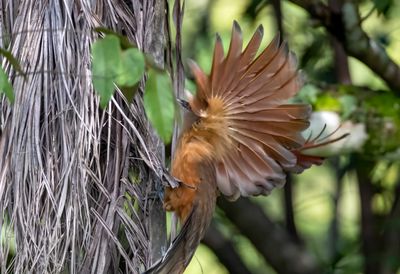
[0,67,14,103]
[115,48,144,102]
[91,35,121,108]
[144,69,175,144]
[94,27,136,49]
[92,34,147,107]
[0,48,24,75]
[115,48,145,87]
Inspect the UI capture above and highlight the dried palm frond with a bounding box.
[0,0,174,273]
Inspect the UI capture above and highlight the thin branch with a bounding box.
[271,0,284,38]
[327,0,352,257]
[328,157,350,260]
[354,155,382,274]
[288,0,400,93]
[283,174,301,242]
[382,175,400,274]
[270,0,301,244]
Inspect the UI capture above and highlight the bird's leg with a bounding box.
[164,184,197,221]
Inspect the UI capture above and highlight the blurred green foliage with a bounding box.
[179,0,400,273]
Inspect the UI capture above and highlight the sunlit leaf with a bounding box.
[92,34,147,107]
[91,35,121,108]
[144,69,175,144]
[115,48,145,100]
[0,67,14,102]
[315,94,341,112]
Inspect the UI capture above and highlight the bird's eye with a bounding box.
[177,99,192,111]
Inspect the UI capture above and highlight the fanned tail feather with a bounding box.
[189,21,311,199]
[288,127,350,173]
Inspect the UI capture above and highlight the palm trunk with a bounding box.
[0,1,171,273]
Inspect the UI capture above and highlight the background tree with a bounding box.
[182,1,400,274]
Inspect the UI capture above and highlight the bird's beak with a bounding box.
[177,98,192,111]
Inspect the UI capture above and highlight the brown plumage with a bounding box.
[145,21,324,274]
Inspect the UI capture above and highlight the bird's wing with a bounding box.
[189,21,311,199]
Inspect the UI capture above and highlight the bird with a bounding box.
[144,21,340,274]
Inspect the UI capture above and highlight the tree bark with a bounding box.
[382,176,400,274]
[355,156,382,274]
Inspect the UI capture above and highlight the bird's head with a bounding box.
[177,91,200,132]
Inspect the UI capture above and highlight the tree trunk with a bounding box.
[0,0,171,273]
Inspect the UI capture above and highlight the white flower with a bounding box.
[302,111,368,156]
